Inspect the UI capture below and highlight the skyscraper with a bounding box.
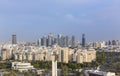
[112,40,116,45]
[82,34,85,47]
[71,36,76,48]
[60,36,65,47]
[66,36,70,47]
[108,40,111,45]
[37,38,41,46]
[53,38,58,45]
[48,33,54,46]
[41,36,47,46]
[57,34,62,46]
[12,34,17,44]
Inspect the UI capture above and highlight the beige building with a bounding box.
[14,51,46,61]
[1,49,11,60]
[61,48,69,63]
[14,52,23,61]
[14,52,32,61]
[1,49,7,60]
[68,49,74,62]
[76,53,84,63]
[93,42,106,48]
[27,52,33,61]
[76,49,96,63]
[33,53,38,61]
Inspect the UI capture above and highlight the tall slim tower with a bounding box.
[37,38,41,46]
[12,34,17,44]
[41,36,47,47]
[82,34,85,47]
[71,36,76,48]
[48,33,54,46]
[52,52,58,76]
[58,34,62,46]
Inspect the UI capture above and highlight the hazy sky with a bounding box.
[0,0,120,42]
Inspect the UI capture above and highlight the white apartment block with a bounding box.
[84,70,115,76]
[12,62,34,72]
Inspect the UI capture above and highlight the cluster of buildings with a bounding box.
[37,33,86,48]
[0,34,96,64]
[0,34,96,76]
[2,34,120,63]
[106,40,120,46]
[88,40,120,49]
[0,34,119,76]
[1,34,120,63]
[0,44,96,64]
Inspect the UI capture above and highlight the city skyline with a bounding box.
[0,0,120,42]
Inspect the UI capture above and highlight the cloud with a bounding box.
[64,14,78,22]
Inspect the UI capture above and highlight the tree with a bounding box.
[24,72,31,76]
[8,70,17,76]
[109,56,114,67]
[96,52,107,65]
[76,71,82,76]
[68,63,77,71]
[33,64,39,68]
[61,65,68,76]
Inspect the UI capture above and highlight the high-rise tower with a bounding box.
[37,38,41,46]
[66,36,70,47]
[82,34,85,47]
[48,33,54,46]
[12,34,17,44]
[41,36,47,46]
[71,36,76,48]
[57,34,62,46]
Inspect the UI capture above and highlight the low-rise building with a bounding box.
[36,69,45,76]
[84,70,115,76]
[12,62,34,72]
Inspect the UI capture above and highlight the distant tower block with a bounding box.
[82,34,86,47]
[12,34,17,44]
